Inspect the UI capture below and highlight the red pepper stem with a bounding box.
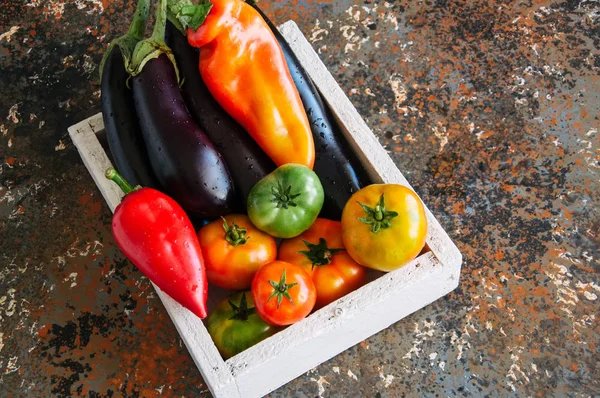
[105,168,135,195]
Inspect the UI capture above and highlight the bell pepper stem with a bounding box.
[167,0,213,32]
[105,168,135,195]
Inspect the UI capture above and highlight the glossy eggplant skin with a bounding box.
[249,3,372,220]
[131,54,235,219]
[100,47,158,188]
[165,22,276,208]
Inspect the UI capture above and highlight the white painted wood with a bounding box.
[68,20,461,398]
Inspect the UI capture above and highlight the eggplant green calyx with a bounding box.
[128,0,180,83]
[358,194,398,233]
[267,268,297,308]
[228,292,256,321]
[271,182,300,209]
[222,217,249,246]
[99,0,150,80]
[299,238,343,269]
[105,168,141,195]
[168,0,213,33]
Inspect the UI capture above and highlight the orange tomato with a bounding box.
[278,218,366,309]
[341,184,428,272]
[198,214,277,290]
[251,261,316,326]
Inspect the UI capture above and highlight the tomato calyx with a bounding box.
[221,217,249,246]
[268,268,298,308]
[228,292,256,321]
[357,194,398,233]
[299,238,344,269]
[271,181,301,209]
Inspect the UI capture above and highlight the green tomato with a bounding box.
[207,292,279,359]
[247,164,324,238]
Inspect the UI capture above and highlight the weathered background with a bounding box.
[1,0,599,396]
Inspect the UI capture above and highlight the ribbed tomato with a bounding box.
[198,214,277,290]
[341,184,428,271]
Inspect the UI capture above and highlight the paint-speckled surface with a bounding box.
[1,0,599,396]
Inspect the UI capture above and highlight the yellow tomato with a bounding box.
[341,184,428,272]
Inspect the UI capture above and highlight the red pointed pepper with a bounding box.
[106,168,208,319]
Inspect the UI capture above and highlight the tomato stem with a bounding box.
[221,217,249,246]
[228,292,255,321]
[267,268,297,308]
[357,194,399,233]
[271,181,301,209]
[299,238,344,269]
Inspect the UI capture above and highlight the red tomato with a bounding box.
[278,218,366,309]
[198,214,277,290]
[251,261,316,326]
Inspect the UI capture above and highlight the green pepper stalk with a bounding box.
[98,0,151,80]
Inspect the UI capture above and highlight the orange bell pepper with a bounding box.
[180,0,315,169]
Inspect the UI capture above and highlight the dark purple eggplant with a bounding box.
[99,0,157,188]
[165,21,276,207]
[129,0,235,219]
[248,2,372,220]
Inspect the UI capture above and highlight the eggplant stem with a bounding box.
[99,0,151,80]
[128,0,181,82]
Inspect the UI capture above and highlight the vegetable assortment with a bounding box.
[247,1,372,220]
[165,21,276,206]
[99,0,157,188]
[128,0,235,220]
[278,219,366,309]
[100,0,429,359]
[175,0,315,169]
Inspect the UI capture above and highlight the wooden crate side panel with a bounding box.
[67,121,239,398]
[68,114,122,213]
[278,21,462,271]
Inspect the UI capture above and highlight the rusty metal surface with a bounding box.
[1,0,599,396]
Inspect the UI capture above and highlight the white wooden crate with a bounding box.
[68,21,462,398]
